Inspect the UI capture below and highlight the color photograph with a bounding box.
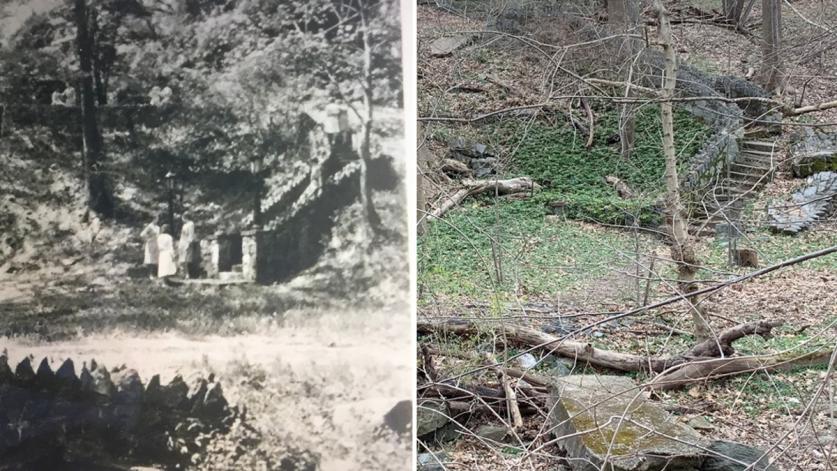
[416,0,837,470]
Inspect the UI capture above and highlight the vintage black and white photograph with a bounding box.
[0,0,411,469]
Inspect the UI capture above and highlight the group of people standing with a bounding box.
[140,212,198,281]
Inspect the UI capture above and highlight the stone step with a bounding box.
[715,186,755,196]
[724,182,764,194]
[690,222,721,237]
[741,140,777,152]
[702,193,743,202]
[738,152,775,161]
[740,149,777,157]
[736,157,774,168]
[728,170,767,182]
[743,126,778,139]
[729,162,771,172]
[703,203,744,213]
[738,151,774,160]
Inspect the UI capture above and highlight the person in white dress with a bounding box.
[139,218,160,279]
[178,212,196,279]
[157,225,177,279]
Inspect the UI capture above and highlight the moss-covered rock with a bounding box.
[548,375,707,471]
[791,129,837,177]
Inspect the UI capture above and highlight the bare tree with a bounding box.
[654,0,711,340]
[417,122,429,235]
[606,0,641,159]
[759,0,784,94]
[722,0,746,23]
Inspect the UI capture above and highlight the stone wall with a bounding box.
[0,355,235,469]
[681,126,741,198]
[252,160,362,284]
[638,50,758,209]
[712,75,782,128]
[768,171,837,233]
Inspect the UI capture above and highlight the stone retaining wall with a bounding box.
[0,355,235,468]
[638,50,768,208]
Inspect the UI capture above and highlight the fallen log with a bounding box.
[684,319,784,358]
[419,318,832,391]
[440,158,472,177]
[419,319,672,372]
[429,177,539,219]
[649,348,835,391]
[604,175,635,199]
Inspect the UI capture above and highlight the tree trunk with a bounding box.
[606,0,640,159]
[90,9,107,106]
[722,0,746,23]
[358,7,383,240]
[759,0,784,94]
[417,122,429,235]
[654,0,711,340]
[75,0,114,218]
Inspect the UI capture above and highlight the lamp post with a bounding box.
[165,171,175,233]
[251,157,262,228]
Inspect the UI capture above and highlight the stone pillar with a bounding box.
[241,230,259,282]
[204,239,219,278]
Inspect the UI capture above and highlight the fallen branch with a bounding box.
[419,318,787,374]
[430,177,539,219]
[421,318,830,391]
[426,381,545,416]
[649,348,834,391]
[787,99,837,116]
[684,319,784,357]
[604,175,635,199]
[498,370,523,429]
[440,158,472,177]
[579,97,595,148]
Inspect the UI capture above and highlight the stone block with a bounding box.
[430,35,472,57]
[241,230,258,282]
[549,375,707,471]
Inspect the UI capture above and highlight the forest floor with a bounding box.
[417,0,837,469]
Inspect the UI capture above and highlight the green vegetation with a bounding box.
[505,107,710,226]
[419,215,664,298]
[719,373,812,417]
[419,106,710,299]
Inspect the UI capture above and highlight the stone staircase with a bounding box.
[693,134,778,237]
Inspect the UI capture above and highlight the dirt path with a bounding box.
[5,332,390,376]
